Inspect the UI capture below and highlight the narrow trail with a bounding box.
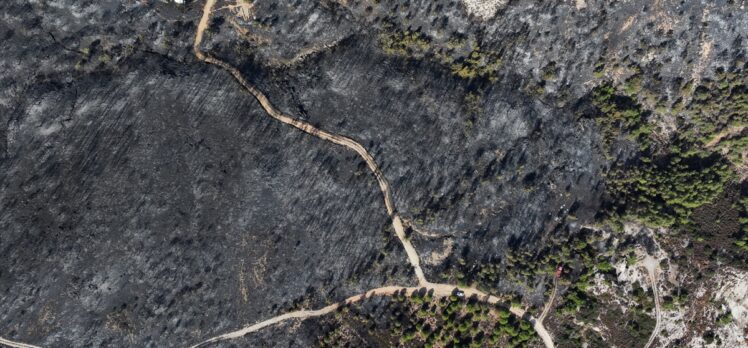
[704,125,746,148]
[192,0,554,347]
[532,278,558,348]
[0,337,42,348]
[643,255,661,348]
[538,277,558,324]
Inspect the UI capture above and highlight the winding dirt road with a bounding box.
[189,279,557,348]
[195,0,427,286]
[533,320,556,348]
[531,278,558,348]
[192,0,553,347]
[189,285,526,348]
[0,1,554,347]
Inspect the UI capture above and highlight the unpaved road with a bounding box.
[643,255,661,348]
[533,319,555,348]
[534,278,558,348]
[192,0,554,347]
[1,1,555,347]
[195,0,428,286]
[190,284,528,348]
[0,337,42,348]
[190,281,556,348]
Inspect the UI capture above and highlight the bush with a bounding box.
[717,311,733,326]
[378,29,430,57]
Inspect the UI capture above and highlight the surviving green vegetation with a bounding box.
[378,28,502,82]
[716,311,733,326]
[681,65,748,252]
[592,76,738,229]
[434,227,662,348]
[555,321,606,348]
[592,59,748,268]
[439,228,615,309]
[443,43,503,82]
[686,67,748,167]
[376,27,745,344]
[557,296,655,348]
[553,238,661,348]
[591,84,653,153]
[378,30,431,57]
[604,150,732,228]
[318,290,537,348]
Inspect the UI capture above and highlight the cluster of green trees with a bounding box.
[592,83,734,229]
[685,66,748,251]
[626,310,657,344]
[591,83,653,153]
[439,227,619,311]
[661,288,689,311]
[630,283,655,315]
[679,66,748,251]
[407,291,536,348]
[520,230,612,284]
[439,257,503,294]
[378,29,431,57]
[609,283,657,343]
[499,230,656,348]
[439,228,618,324]
[555,233,617,318]
[319,289,537,348]
[716,311,734,326]
[605,150,732,227]
[595,61,748,252]
[686,66,747,150]
[446,47,503,82]
[555,321,606,348]
[377,28,503,82]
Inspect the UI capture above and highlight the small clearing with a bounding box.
[705,125,746,148]
[461,0,507,20]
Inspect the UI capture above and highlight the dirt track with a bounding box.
[194,0,428,286]
[0,337,42,348]
[191,0,554,347]
[538,278,558,323]
[534,278,558,348]
[190,284,526,348]
[1,2,555,347]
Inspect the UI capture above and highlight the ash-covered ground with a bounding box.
[1,0,746,347]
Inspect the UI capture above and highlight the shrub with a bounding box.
[378,30,431,57]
